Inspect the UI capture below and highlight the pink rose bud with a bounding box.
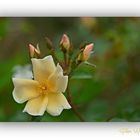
[83,43,94,61]
[29,44,40,58]
[60,34,70,51]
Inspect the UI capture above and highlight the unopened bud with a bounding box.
[29,44,40,58]
[60,34,70,52]
[83,43,94,61]
[76,43,94,64]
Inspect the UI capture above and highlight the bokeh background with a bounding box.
[0,17,140,122]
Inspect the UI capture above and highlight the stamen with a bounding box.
[38,84,47,94]
[41,86,46,90]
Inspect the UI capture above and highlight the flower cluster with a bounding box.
[12,34,94,117]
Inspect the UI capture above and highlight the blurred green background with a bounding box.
[0,17,140,122]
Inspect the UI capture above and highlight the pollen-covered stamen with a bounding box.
[41,86,46,90]
[38,84,48,94]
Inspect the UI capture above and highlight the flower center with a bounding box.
[41,86,47,90]
[38,84,48,94]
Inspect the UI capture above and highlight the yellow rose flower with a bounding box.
[12,55,71,116]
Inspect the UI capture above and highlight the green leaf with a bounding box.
[71,74,93,79]
[84,61,96,68]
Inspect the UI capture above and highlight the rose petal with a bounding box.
[47,64,68,93]
[23,95,48,116]
[46,92,71,116]
[12,78,40,103]
[31,55,56,82]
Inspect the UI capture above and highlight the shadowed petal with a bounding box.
[23,95,48,116]
[12,78,40,103]
[47,64,68,93]
[31,55,56,82]
[46,92,71,116]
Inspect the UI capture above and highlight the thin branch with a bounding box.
[66,82,85,122]
[63,53,85,121]
[63,52,67,66]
